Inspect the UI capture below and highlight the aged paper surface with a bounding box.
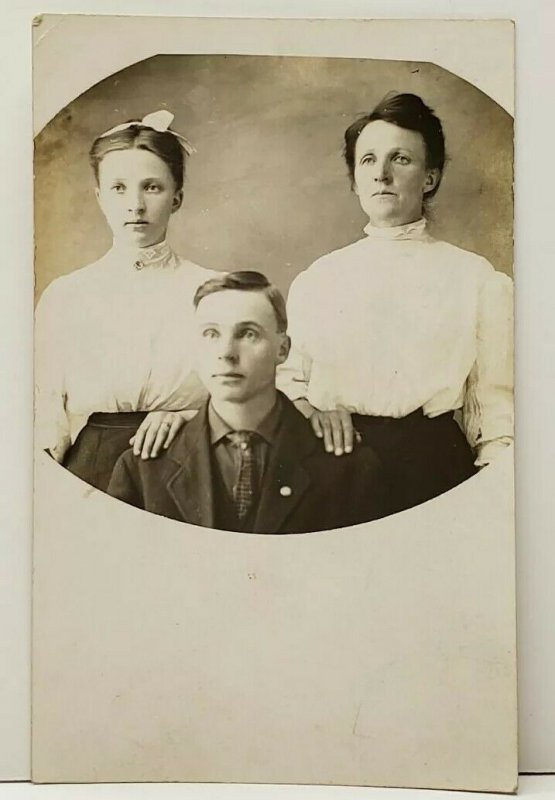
[32,16,516,790]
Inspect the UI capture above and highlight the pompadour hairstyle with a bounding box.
[343,92,446,198]
[89,124,186,191]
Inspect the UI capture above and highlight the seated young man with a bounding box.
[107,271,391,533]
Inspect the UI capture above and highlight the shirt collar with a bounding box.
[109,239,177,270]
[363,217,429,241]
[208,395,283,446]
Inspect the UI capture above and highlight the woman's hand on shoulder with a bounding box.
[309,406,360,456]
[129,410,198,459]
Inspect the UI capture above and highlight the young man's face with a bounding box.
[195,289,290,404]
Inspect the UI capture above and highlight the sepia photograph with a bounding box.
[34,48,513,533]
[32,16,517,791]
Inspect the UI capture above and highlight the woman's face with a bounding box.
[95,147,182,248]
[353,120,439,228]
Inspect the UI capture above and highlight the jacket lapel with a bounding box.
[166,404,215,528]
[253,395,317,533]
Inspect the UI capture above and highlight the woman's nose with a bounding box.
[128,191,146,214]
[374,159,392,183]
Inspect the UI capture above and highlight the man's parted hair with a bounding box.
[193,271,288,333]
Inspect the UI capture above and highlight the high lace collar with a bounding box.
[363,217,429,241]
[110,238,176,270]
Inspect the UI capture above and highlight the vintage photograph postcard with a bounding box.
[32,15,516,791]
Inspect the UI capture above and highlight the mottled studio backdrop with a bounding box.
[34,54,513,301]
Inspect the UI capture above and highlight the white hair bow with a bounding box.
[99,110,196,155]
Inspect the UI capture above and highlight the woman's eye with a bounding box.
[112,184,125,193]
[394,154,410,165]
[145,183,161,192]
[361,155,376,165]
[202,328,219,339]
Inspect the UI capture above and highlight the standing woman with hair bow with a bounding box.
[35,110,219,492]
[278,93,513,515]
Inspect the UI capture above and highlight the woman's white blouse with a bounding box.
[277,219,514,467]
[35,240,218,462]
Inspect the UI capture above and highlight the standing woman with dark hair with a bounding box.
[35,110,219,491]
[278,93,513,514]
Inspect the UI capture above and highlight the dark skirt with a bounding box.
[63,412,147,492]
[352,409,477,515]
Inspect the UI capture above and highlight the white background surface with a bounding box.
[0,776,554,800]
[0,0,554,794]
[0,777,553,799]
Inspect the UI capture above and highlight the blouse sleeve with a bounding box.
[275,270,314,403]
[276,346,313,403]
[463,269,514,467]
[34,282,72,463]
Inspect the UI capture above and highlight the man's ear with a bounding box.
[277,334,291,365]
[172,189,184,213]
[423,168,440,196]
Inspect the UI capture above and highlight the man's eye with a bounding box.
[202,329,219,339]
[241,329,259,341]
[112,184,125,193]
[145,183,161,192]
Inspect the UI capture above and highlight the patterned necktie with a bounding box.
[228,431,258,521]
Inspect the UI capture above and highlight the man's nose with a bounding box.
[218,335,239,361]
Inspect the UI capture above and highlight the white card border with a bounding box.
[1,0,554,786]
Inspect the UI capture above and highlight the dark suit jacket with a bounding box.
[107,394,391,533]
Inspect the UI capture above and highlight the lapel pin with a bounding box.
[280,485,292,497]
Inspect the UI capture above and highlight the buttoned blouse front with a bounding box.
[35,240,219,462]
[277,219,514,466]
